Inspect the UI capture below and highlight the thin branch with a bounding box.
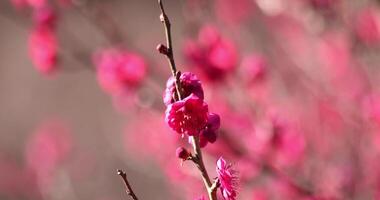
[157,0,182,101]
[117,169,139,200]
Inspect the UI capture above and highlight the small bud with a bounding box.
[176,147,190,160]
[160,13,165,22]
[157,44,168,55]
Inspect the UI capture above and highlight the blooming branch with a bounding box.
[157,0,219,199]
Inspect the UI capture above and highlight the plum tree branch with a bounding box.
[156,1,218,199]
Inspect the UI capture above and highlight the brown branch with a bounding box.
[117,169,139,200]
[156,1,217,199]
[157,0,182,101]
[190,136,217,200]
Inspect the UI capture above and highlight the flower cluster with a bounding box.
[164,72,221,147]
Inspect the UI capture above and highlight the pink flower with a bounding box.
[199,113,221,148]
[28,26,58,75]
[94,48,147,95]
[216,157,238,200]
[184,25,237,81]
[165,94,208,136]
[163,72,204,106]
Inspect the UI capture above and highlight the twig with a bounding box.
[190,136,217,200]
[156,1,217,199]
[157,0,182,101]
[117,169,139,200]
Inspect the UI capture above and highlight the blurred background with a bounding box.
[1,0,380,199]
[0,0,179,199]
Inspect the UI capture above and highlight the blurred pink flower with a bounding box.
[94,48,147,95]
[184,25,238,81]
[25,120,72,191]
[216,157,238,200]
[214,0,254,25]
[165,94,208,136]
[26,0,46,9]
[355,8,380,45]
[163,72,204,106]
[28,26,58,75]
[33,6,57,28]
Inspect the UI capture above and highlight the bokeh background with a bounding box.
[0,0,179,199]
[2,0,380,199]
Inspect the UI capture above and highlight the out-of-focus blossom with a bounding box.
[199,113,221,148]
[165,94,208,136]
[216,157,238,200]
[93,48,147,95]
[25,120,72,190]
[355,8,380,45]
[26,0,47,9]
[184,25,238,81]
[163,72,204,106]
[270,117,305,166]
[214,0,254,25]
[28,26,58,75]
[33,6,57,28]
[240,54,267,84]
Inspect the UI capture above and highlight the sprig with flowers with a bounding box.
[156,1,238,200]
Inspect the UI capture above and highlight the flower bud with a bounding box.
[176,147,190,160]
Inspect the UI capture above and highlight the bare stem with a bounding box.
[157,1,218,199]
[190,136,217,200]
[157,0,182,100]
[117,169,139,200]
